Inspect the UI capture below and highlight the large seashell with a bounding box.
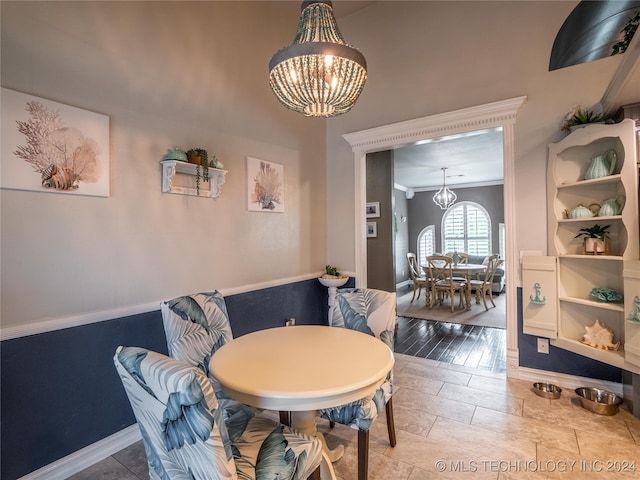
[581,319,620,351]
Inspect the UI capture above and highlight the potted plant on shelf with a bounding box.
[574,224,610,255]
[186,148,210,195]
[561,105,610,133]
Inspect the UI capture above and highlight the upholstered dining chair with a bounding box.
[320,288,397,480]
[469,255,503,310]
[161,291,291,426]
[114,346,322,480]
[426,255,467,312]
[406,253,428,302]
[160,291,234,399]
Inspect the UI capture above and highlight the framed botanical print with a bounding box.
[1,88,110,197]
[247,156,284,212]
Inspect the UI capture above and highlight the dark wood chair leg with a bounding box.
[358,429,369,480]
[385,398,397,447]
[279,411,291,426]
[329,420,335,429]
[308,466,321,480]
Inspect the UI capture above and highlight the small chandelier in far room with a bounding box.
[433,167,457,210]
[268,0,367,117]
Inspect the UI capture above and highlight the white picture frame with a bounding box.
[247,156,284,212]
[366,201,380,218]
[367,222,377,238]
[1,88,110,197]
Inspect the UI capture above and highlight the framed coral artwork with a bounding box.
[247,156,284,212]
[1,88,110,197]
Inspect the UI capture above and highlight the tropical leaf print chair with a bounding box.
[319,288,397,480]
[162,291,291,425]
[114,346,322,480]
[160,291,234,398]
[161,291,251,412]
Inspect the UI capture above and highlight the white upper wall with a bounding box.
[326,0,635,271]
[0,1,328,328]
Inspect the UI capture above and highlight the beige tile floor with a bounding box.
[70,353,640,480]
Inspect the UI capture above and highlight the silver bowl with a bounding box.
[532,382,562,399]
[575,387,623,415]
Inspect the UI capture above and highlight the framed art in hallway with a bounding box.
[366,201,380,218]
[247,156,284,212]
[1,88,110,197]
[367,222,377,238]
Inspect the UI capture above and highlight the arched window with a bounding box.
[417,225,435,267]
[442,202,491,255]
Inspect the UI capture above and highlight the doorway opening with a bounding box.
[343,96,526,377]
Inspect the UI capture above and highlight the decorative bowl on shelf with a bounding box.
[589,288,623,303]
[575,387,623,415]
[318,276,349,288]
[163,146,188,162]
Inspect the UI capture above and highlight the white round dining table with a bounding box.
[210,325,394,480]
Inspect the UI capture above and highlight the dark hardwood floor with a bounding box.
[394,316,506,373]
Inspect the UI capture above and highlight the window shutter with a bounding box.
[417,225,435,266]
[442,202,491,255]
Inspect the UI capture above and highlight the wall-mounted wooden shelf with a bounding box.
[161,160,227,198]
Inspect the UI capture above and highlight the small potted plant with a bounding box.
[575,224,610,255]
[318,265,349,288]
[186,148,210,195]
[561,106,610,133]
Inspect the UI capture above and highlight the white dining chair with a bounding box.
[406,252,428,302]
[469,255,503,310]
[426,255,467,312]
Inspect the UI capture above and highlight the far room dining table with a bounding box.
[210,325,394,480]
[422,263,486,310]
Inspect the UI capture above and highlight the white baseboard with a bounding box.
[19,425,141,480]
[516,366,623,396]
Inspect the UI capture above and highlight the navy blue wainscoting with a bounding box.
[0,311,168,480]
[226,278,330,336]
[1,277,339,480]
[517,287,623,383]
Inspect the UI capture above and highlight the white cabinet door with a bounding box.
[624,260,640,368]
[523,256,557,339]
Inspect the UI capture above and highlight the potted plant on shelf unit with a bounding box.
[575,224,610,255]
[561,105,611,133]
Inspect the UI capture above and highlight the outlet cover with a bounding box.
[537,338,549,354]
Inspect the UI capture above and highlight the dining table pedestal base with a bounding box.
[291,410,343,479]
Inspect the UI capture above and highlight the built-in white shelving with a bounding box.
[525,119,640,373]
